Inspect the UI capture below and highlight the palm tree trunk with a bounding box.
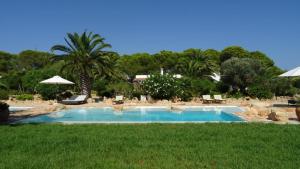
[79,73,91,97]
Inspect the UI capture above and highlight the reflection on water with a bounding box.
[20,107,244,123]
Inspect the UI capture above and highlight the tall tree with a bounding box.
[51,31,115,97]
[18,50,52,70]
[220,46,250,62]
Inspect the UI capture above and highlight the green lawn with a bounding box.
[0,124,300,169]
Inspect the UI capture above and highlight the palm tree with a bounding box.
[51,31,115,97]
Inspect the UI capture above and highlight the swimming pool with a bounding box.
[20,106,244,123]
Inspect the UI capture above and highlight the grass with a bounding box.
[0,123,300,169]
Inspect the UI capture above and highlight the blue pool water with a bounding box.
[20,106,244,123]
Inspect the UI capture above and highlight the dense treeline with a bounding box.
[0,32,299,101]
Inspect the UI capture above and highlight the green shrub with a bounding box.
[190,78,216,96]
[271,78,296,97]
[36,84,59,100]
[228,91,244,99]
[294,78,300,89]
[93,79,114,97]
[107,82,133,97]
[0,90,9,100]
[142,74,180,100]
[247,85,273,100]
[16,94,34,101]
[176,78,192,101]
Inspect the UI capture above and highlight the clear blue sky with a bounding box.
[1,0,299,69]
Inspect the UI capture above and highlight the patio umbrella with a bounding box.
[40,75,74,100]
[279,66,300,77]
[40,75,74,85]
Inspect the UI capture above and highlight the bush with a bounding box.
[142,74,180,100]
[36,84,59,100]
[107,82,133,97]
[0,90,9,100]
[16,94,34,101]
[247,85,273,100]
[93,79,115,98]
[271,78,296,97]
[176,78,193,101]
[228,91,244,99]
[190,78,216,96]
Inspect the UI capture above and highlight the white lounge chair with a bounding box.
[202,95,213,103]
[140,95,147,102]
[61,95,87,105]
[114,95,124,104]
[214,95,226,103]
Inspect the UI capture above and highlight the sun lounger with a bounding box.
[140,95,147,102]
[114,95,124,104]
[61,95,87,105]
[202,95,213,103]
[214,95,226,103]
[288,99,300,106]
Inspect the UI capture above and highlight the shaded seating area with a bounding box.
[61,95,88,105]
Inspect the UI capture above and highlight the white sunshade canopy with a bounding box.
[279,66,300,77]
[40,75,74,85]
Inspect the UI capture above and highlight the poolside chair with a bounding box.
[202,95,213,104]
[140,95,147,102]
[113,95,124,104]
[214,95,226,103]
[61,95,87,105]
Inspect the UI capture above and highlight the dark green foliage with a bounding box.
[175,78,193,101]
[293,78,300,89]
[22,69,57,93]
[220,46,250,62]
[190,78,216,96]
[0,71,23,90]
[0,51,17,73]
[177,49,219,78]
[153,50,178,73]
[93,79,111,97]
[216,81,230,93]
[271,78,297,97]
[0,82,8,90]
[16,94,34,101]
[247,85,273,100]
[202,49,220,62]
[117,53,159,79]
[228,91,244,99]
[36,84,62,100]
[1,124,300,168]
[18,50,52,70]
[107,81,134,97]
[221,57,264,92]
[0,90,9,100]
[250,51,274,67]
